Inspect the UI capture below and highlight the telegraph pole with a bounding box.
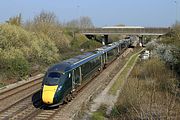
[174,0,178,24]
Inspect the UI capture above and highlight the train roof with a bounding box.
[48,51,101,73]
[47,42,120,73]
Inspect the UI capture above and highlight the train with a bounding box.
[41,38,134,107]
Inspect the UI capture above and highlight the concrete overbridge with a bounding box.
[80,27,171,45]
[80,27,170,36]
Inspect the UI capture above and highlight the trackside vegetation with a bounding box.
[109,24,180,119]
[109,49,143,95]
[110,58,180,119]
[0,24,60,80]
[0,12,101,85]
[91,57,179,119]
[90,23,180,119]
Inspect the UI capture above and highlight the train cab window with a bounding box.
[44,72,61,86]
[48,72,61,78]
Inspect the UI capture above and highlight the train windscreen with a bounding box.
[48,72,61,78]
[44,72,61,86]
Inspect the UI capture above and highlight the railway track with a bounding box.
[0,48,136,120]
[0,74,44,119]
[0,64,107,120]
[0,72,91,120]
[6,73,98,120]
[21,105,62,120]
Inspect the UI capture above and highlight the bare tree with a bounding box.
[65,19,79,28]
[79,16,94,28]
[64,16,94,29]
[34,11,58,24]
[6,13,22,26]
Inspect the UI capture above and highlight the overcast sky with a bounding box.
[0,0,179,27]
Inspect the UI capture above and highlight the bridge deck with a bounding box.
[80,27,170,35]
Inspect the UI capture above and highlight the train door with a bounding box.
[105,52,108,63]
[72,67,81,89]
[100,56,103,68]
[118,45,120,53]
[102,53,106,65]
[116,47,119,56]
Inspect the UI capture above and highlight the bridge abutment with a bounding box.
[104,35,109,45]
[139,35,144,46]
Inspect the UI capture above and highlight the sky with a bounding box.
[0,0,179,27]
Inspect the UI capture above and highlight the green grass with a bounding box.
[91,105,107,120]
[0,83,5,88]
[91,112,104,120]
[109,49,143,95]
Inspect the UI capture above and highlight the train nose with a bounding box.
[42,91,55,104]
[42,85,58,104]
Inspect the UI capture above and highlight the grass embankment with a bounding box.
[110,58,180,119]
[109,49,144,95]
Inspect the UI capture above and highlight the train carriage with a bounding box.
[41,38,132,106]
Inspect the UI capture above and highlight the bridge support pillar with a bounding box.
[103,35,109,45]
[139,35,144,47]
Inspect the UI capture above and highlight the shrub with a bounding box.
[24,11,71,52]
[81,40,102,50]
[146,41,158,51]
[111,58,179,119]
[0,24,60,79]
[30,33,60,64]
[136,58,177,91]
[0,24,60,64]
[0,24,32,50]
[10,56,29,78]
[71,34,88,49]
[111,103,131,117]
[91,105,107,120]
[0,48,29,79]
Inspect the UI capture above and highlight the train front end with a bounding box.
[41,72,64,106]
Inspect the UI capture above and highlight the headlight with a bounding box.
[58,86,62,91]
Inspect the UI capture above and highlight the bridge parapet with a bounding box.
[80,27,171,35]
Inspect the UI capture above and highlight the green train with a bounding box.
[41,38,132,107]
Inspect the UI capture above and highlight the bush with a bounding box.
[0,48,29,79]
[24,11,71,52]
[111,103,131,118]
[135,58,177,91]
[30,33,60,64]
[110,58,179,119]
[71,34,88,49]
[0,24,60,63]
[0,24,60,79]
[81,40,102,50]
[10,56,29,78]
[91,105,107,120]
